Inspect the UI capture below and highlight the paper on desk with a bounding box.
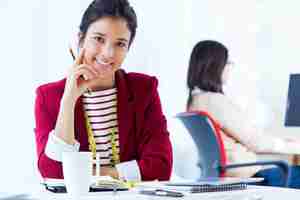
[92,176,129,190]
[43,176,129,191]
[43,175,116,186]
[136,181,192,192]
[166,177,264,186]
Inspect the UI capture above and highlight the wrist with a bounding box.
[61,94,77,108]
[55,130,77,145]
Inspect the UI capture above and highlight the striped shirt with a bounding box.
[82,88,119,167]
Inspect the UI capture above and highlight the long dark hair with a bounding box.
[186,40,228,109]
[79,0,137,47]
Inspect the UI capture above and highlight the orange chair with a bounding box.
[176,111,290,187]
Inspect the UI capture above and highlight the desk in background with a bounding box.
[258,153,300,166]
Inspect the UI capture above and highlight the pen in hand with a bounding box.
[68,46,76,61]
[69,46,92,94]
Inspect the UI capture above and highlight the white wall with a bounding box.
[182,0,300,138]
[255,0,300,136]
[0,1,36,191]
[1,0,300,190]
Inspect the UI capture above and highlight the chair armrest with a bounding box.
[221,160,290,187]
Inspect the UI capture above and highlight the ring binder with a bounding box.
[189,183,247,193]
[160,178,257,193]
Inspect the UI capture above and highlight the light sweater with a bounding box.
[189,87,298,177]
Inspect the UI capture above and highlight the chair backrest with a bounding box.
[176,111,227,179]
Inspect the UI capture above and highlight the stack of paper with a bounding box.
[91,176,129,190]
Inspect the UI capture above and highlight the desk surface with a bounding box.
[20,185,299,200]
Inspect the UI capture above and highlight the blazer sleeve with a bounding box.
[136,78,173,181]
[34,86,64,179]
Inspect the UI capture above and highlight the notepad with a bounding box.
[137,177,263,193]
[91,176,129,191]
[42,176,129,193]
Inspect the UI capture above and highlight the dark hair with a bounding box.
[186,40,228,108]
[79,0,137,47]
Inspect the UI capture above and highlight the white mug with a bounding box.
[62,151,93,197]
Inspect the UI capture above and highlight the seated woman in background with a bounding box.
[186,40,300,188]
[34,0,172,182]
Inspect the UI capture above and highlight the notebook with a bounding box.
[42,176,129,193]
[138,177,263,193]
[167,182,247,193]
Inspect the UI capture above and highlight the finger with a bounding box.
[75,68,97,81]
[77,64,99,77]
[75,48,85,65]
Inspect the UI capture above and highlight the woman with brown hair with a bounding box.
[186,40,300,188]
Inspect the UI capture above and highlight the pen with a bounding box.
[69,46,92,94]
[69,46,76,61]
[140,189,184,198]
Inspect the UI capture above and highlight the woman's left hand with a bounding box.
[93,165,119,179]
[100,167,119,179]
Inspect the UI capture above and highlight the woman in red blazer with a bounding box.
[34,0,172,181]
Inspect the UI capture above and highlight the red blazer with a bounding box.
[34,69,173,181]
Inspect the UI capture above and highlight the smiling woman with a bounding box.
[78,16,131,91]
[34,0,172,182]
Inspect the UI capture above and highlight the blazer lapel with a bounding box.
[115,69,134,161]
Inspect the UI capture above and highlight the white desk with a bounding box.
[22,185,300,200]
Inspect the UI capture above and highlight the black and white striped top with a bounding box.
[82,88,119,167]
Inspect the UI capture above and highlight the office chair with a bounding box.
[176,111,291,187]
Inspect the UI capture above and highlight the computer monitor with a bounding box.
[285,74,300,126]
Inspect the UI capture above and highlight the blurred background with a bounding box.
[1,0,300,190]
